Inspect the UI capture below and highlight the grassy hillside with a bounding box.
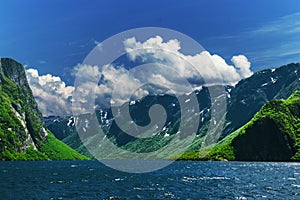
[2,133,88,160]
[0,58,88,161]
[40,133,88,160]
[204,89,300,161]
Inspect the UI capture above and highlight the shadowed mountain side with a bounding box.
[205,90,300,161]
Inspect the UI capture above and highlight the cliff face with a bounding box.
[1,58,44,124]
[0,58,87,160]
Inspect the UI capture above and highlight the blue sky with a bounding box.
[2,0,300,116]
[1,0,300,84]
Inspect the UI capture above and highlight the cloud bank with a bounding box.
[27,36,253,116]
[123,36,252,85]
[26,69,74,116]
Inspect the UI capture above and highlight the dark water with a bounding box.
[1,161,300,199]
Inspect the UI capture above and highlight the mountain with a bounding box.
[0,58,87,160]
[46,90,212,158]
[205,89,300,161]
[224,63,300,137]
[46,63,300,159]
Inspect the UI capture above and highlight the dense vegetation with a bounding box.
[223,63,300,137]
[204,89,300,161]
[40,133,88,160]
[0,58,88,160]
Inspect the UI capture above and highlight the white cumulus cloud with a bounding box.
[26,69,74,116]
[72,63,150,112]
[123,36,253,85]
[27,36,253,116]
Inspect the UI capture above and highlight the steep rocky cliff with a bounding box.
[0,58,87,160]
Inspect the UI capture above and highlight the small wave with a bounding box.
[164,191,175,198]
[292,184,300,188]
[265,186,280,192]
[113,178,124,182]
[50,180,67,184]
[201,176,231,180]
[235,197,247,200]
[182,176,230,182]
[108,196,121,199]
[81,179,89,183]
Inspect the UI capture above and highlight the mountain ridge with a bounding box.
[46,62,300,159]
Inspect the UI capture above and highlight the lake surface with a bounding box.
[1,161,300,199]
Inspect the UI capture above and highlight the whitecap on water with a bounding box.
[235,197,247,200]
[181,176,230,183]
[291,184,300,188]
[113,178,124,182]
[163,192,175,198]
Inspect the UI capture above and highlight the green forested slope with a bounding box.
[0,58,87,160]
[205,90,300,161]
